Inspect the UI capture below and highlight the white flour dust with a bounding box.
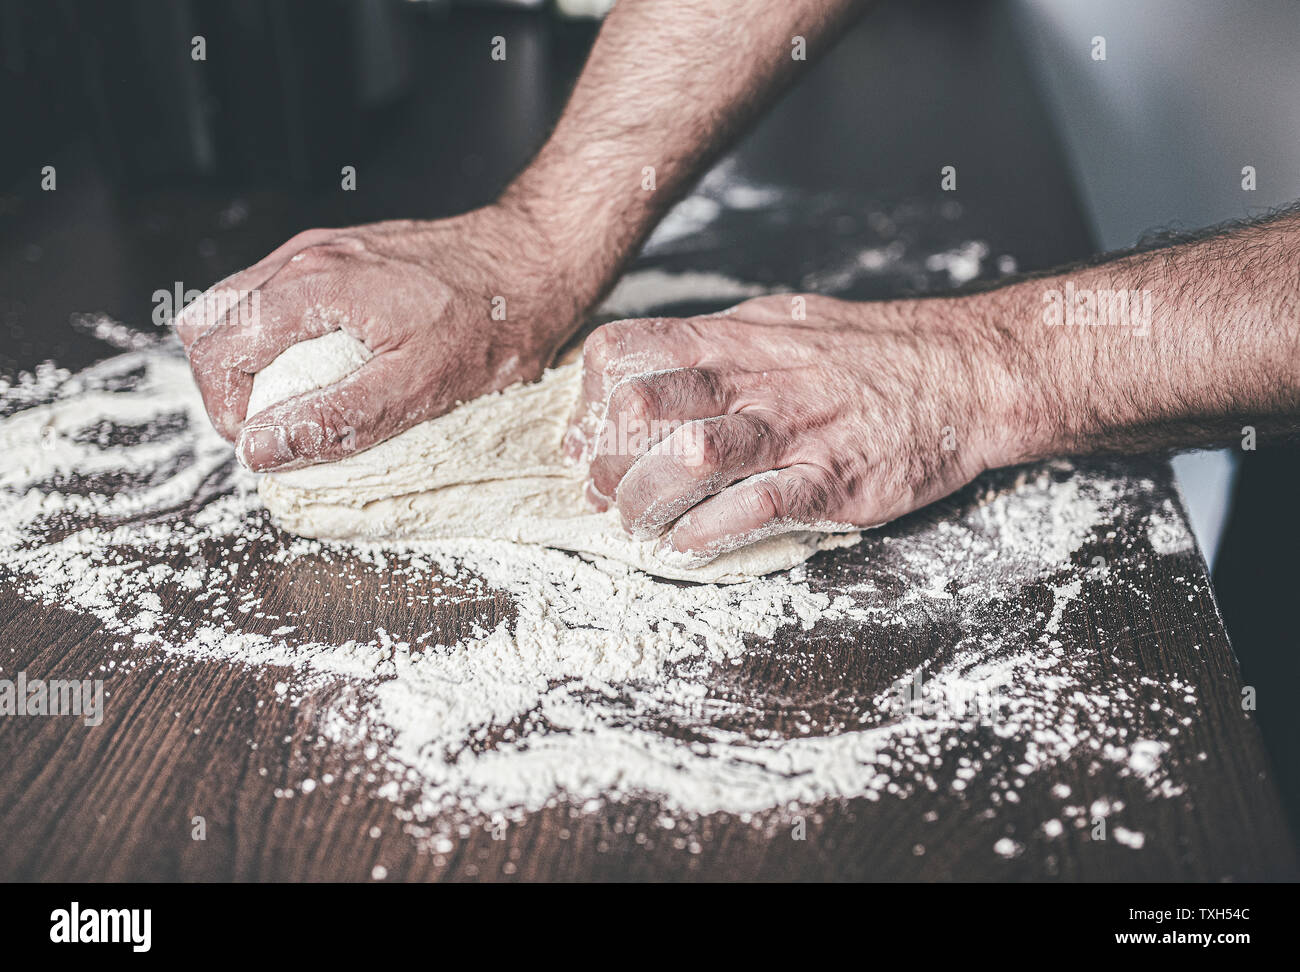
[0,273,1201,855]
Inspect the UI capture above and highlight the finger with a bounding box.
[588,368,730,499]
[175,276,268,348]
[660,464,835,566]
[195,278,347,374]
[235,351,419,471]
[175,228,335,346]
[563,318,702,462]
[186,280,344,440]
[614,411,784,540]
[176,266,286,347]
[185,346,255,443]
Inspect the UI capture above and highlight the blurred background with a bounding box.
[1,0,1296,823]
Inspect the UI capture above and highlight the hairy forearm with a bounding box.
[979,209,1300,463]
[502,0,869,332]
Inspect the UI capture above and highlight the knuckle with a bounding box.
[684,419,725,471]
[186,334,213,369]
[790,469,834,520]
[741,477,785,523]
[188,334,233,379]
[583,319,652,372]
[293,399,355,458]
[277,243,350,287]
[602,388,654,459]
[582,326,617,372]
[287,228,330,251]
[294,243,342,270]
[316,399,355,446]
[686,367,723,404]
[193,327,254,375]
[610,377,657,427]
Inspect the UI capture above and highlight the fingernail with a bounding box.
[237,425,292,471]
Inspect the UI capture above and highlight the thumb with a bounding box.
[236,353,415,471]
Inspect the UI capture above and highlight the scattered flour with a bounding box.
[0,283,1205,853]
[1146,500,1196,556]
[925,241,991,286]
[993,837,1024,859]
[1113,826,1147,850]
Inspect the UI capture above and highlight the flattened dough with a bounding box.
[249,332,858,583]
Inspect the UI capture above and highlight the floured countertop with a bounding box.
[0,317,1293,879]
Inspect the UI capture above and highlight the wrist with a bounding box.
[965,272,1168,465]
[499,153,665,303]
[960,286,1072,470]
[467,195,607,365]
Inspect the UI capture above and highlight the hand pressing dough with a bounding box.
[248,331,858,583]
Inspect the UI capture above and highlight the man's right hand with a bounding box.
[178,203,590,472]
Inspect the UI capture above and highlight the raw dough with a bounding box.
[249,331,858,583]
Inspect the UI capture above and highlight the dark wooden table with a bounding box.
[1,1,1294,881]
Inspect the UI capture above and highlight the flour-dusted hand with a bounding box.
[570,294,1031,566]
[178,205,592,471]
[175,0,876,472]
[574,206,1300,567]
[172,0,875,472]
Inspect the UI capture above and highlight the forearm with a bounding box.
[981,209,1300,463]
[502,0,869,336]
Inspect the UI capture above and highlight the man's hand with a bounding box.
[179,204,587,471]
[179,0,869,468]
[571,207,1300,567]
[569,294,1025,566]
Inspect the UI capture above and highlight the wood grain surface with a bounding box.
[0,453,1294,881]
